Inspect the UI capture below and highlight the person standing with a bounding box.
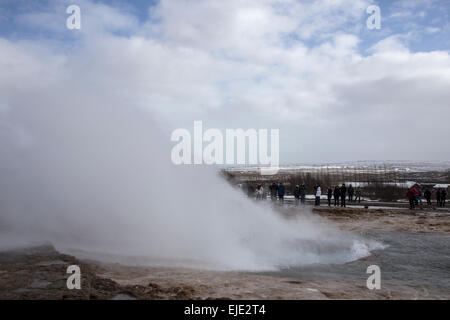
[315,185,321,206]
[436,188,441,207]
[355,187,362,203]
[327,187,333,207]
[348,184,354,203]
[256,184,264,200]
[411,185,420,206]
[424,188,432,206]
[340,183,347,207]
[300,183,306,205]
[333,185,340,206]
[407,187,415,210]
[278,182,285,203]
[269,182,278,201]
[417,186,423,205]
[441,188,447,207]
[294,185,301,206]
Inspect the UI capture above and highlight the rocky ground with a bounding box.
[1,206,449,300]
[311,206,450,234]
[0,245,198,299]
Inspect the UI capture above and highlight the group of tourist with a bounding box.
[269,182,287,202]
[247,182,287,202]
[407,185,447,209]
[315,184,361,207]
[246,182,448,210]
[246,182,362,207]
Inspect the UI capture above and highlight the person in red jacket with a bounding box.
[407,188,416,210]
[411,185,420,206]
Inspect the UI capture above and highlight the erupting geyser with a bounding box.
[0,97,381,271]
[0,39,382,271]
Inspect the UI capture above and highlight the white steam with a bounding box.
[0,95,382,270]
[0,38,382,271]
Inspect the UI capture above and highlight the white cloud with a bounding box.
[1,0,450,163]
[389,11,413,19]
[426,26,440,34]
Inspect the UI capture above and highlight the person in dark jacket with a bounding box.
[441,188,447,207]
[327,187,333,207]
[278,183,285,203]
[424,189,432,206]
[294,185,301,206]
[436,188,441,207]
[333,185,340,206]
[300,184,306,204]
[269,182,278,201]
[348,184,354,202]
[355,187,362,203]
[340,183,347,207]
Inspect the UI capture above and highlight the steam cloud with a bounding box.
[0,92,381,271]
[0,39,381,271]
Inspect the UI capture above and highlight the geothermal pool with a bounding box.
[263,230,450,297]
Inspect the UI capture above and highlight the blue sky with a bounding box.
[362,0,450,52]
[1,0,449,52]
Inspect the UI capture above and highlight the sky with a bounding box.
[0,0,450,164]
